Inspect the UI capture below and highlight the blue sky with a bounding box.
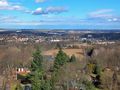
[0,0,120,29]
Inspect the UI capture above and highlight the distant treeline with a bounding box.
[0,30,120,40]
[81,33,120,40]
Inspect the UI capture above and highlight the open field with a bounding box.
[43,48,84,58]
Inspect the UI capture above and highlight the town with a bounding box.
[0,30,119,45]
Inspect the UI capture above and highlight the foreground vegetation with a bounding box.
[0,43,120,90]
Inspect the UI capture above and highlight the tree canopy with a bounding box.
[53,49,69,71]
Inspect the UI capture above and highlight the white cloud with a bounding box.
[46,6,67,13]
[0,0,25,11]
[113,18,117,21]
[0,0,8,6]
[33,8,42,13]
[89,9,114,18]
[35,0,45,3]
[108,19,112,22]
[0,0,9,9]
[108,18,118,22]
[11,5,23,10]
[90,9,113,15]
[32,8,46,15]
[0,15,18,23]
[32,6,68,15]
[86,9,120,26]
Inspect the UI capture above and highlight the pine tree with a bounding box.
[42,80,52,90]
[93,64,101,75]
[92,63,101,88]
[69,54,76,62]
[51,48,69,90]
[53,49,69,71]
[29,47,44,90]
[30,47,43,72]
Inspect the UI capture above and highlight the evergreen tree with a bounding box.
[51,49,69,90]
[30,47,43,72]
[93,64,101,75]
[42,80,52,90]
[53,49,69,71]
[69,54,76,62]
[86,48,94,57]
[30,71,43,90]
[29,47,44,90]
[92,63,101,88]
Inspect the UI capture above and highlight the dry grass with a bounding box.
[43,48,84,58]
[0,51,6,60]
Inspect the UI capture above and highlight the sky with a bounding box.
[0,0,120,29]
